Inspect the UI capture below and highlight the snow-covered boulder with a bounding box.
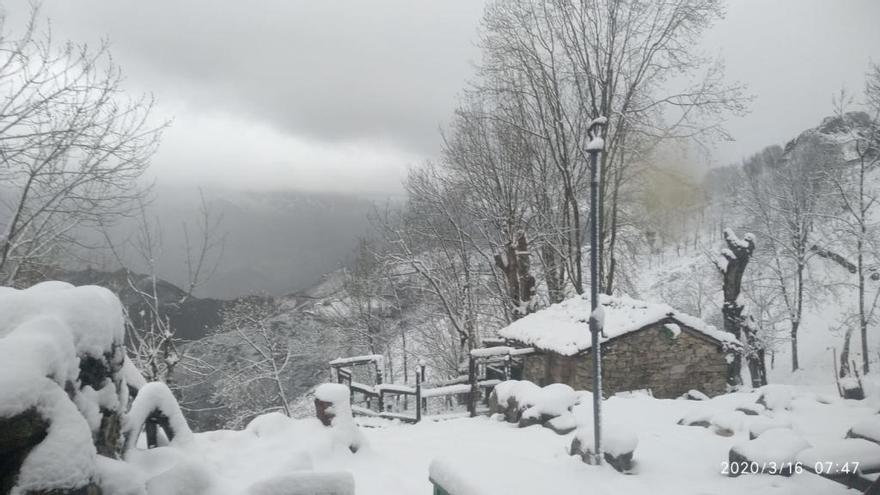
[570,425,638,472]
[488,380,540,423]
[518,383,577,430]
[711,411,745,437]
[748,416,793,440]
[729,428,810,476]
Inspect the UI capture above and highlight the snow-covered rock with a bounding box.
[729,428,810,476]
[749,416,793,440]
[571,424,638,472]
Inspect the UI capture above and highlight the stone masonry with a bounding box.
[521,317,728,398]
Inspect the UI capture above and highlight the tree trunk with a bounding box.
[718,229,756,387]
[494,231,536,320]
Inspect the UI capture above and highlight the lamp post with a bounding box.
[586,116,607,464]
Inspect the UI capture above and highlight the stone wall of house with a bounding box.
[521,320,728,398]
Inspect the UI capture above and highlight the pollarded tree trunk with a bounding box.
[494,231,537,320]
[716,228,756,387]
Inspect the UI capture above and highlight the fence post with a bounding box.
[420,360,427,412]
[468,355,477,417]
[416,372,422,423]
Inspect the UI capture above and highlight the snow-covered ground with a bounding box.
[108,385,871,494]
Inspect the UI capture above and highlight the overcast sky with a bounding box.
[8,0,880,194]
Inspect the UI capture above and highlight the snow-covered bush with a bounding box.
[0,282,130,493]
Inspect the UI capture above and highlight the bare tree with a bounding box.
[180,190,225,302]
[740,142,829,371]
[101,196,223,402]
[477,0,749,295]
[824,83,880,376]
[0,6,165,285]
[210,297,295,427]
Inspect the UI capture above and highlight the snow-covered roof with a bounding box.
[498,294,737,356]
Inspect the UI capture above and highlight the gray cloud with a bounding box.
[4,0,880,192]
[42,1,485,155]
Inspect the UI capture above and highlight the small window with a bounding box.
[663,323,681,341]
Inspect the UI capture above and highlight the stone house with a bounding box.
[497,294,738,398]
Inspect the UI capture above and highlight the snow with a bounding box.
[246,472,355,495]
[328,354,383,367]
[663,323,681,338]
[375,383,415,394]
[749,416,793,439]
[574,424,639,457]
[521,383,578,418]
[498,293,738,356]
[589,116,608,127]
[0,282,132,494]
[586,136,605,151]
[849,416,880,442]
[421,383,471,398]
[124,381,194,452]
[757,384,794,411]
[731,428,811,465]
[0,283,124,359]
[492,380,541,408]
[316,383,353,403]
[123,355,148,391]
[798,439,880,472]
[314,383,364,452]
[1,376,97,494]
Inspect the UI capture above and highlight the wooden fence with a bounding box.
[329,346,533,423]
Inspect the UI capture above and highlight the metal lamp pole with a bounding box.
[587,116,606,465]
